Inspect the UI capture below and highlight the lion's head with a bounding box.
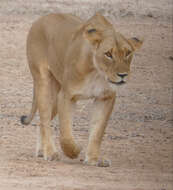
[83,13,143,87]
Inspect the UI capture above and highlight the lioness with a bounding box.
[21,13,142,167]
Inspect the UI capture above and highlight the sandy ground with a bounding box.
[0,0,173,190]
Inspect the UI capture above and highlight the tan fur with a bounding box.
[21,13,142,166]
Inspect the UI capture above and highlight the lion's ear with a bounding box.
[84,25,103,47]
[83,13,112,47]
[128,37,143,51]
[95,12,112,27]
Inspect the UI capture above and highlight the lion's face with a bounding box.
[84,14,142,87]
[93,37,134,86]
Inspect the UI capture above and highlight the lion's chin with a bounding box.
[108,80,127,92]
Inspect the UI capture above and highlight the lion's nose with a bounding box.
[117,73,128,78]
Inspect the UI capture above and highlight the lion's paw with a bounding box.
[84,158,111,167]
[96,159,111,167]
[36,149,43,157]
[60,140,82,159]
[36,149,60,161]
[47,152,60,161]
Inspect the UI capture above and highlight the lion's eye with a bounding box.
[105,51,112,59]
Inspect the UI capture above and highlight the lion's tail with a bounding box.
[21,87,37,125]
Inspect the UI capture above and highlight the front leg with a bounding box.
[85,92,116,167]
[58,91,81,159]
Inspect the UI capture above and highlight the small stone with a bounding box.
[168,56,173,61]
[147,13,153,17]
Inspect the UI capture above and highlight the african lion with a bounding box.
[21,13,142,167]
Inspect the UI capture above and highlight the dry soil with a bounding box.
[0,0,173,190]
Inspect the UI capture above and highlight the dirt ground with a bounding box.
[0,0,173,190]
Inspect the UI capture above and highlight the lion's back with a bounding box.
[26,13,83,82]
[28,13,82,47]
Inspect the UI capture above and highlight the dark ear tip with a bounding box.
[87,28,97,33]
[132,37,140,42]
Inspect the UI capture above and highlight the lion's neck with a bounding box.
[71,71,110,100]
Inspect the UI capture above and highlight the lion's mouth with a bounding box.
[108,80,126,86]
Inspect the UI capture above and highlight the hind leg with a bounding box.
[50,73,60,120]
[35,70,60,161]
[36,73,60,158]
